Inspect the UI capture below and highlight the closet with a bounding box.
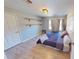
[4,12,21,50]
[4,9,42,50]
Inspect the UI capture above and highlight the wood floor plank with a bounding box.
[5,37,70,59]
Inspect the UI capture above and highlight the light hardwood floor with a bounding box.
[5,37,70,59]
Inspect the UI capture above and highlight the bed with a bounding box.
[37,31,71,52]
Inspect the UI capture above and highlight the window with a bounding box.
[49,20,52,30]
[59,19,63,31]
[49,19,63,31]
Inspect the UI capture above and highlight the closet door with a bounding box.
[4,12,21,49]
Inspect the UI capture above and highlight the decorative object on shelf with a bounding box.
[24,17,42,27]
[24,17,28,20]
[40,24,42,26]
[29,24,31,27]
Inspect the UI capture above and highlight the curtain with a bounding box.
[51,18,67,32]
[51,19,60,32]
[62,18,67,31]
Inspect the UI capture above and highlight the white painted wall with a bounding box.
[66,7,74,59]
[41,17,66,33]
[4,7,42,50]
[66,10,74,43]
[42,18,49,33]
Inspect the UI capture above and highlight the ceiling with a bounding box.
[4,0,74,17]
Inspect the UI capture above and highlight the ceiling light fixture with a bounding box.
[25,0,32,4]
[42,8,48,14]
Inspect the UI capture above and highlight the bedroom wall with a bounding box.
[66,7,74,59]
[42,17,49,33]
[66,8,74,43]
[4,7,42,50]
[42,17,66,33]
[4,54,8,59]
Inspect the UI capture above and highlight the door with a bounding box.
[4,12,21,49]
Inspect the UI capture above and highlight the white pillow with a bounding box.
[39,34,48,43]
[63,35,71,52]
